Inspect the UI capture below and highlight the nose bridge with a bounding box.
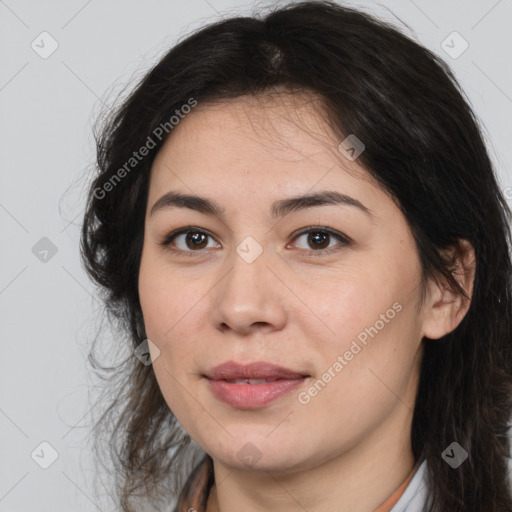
[213,236,287,333]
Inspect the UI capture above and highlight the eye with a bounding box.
[158,227,219,255]
[158,226,351,257]
[289,226,350,257]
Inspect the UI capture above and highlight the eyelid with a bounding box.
[158,225,351,256]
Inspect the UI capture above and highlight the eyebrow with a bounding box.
[149,190,372,219]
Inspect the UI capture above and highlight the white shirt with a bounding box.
[389,459,429,512]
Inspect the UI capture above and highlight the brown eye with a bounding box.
[184,231,209,250]
[159,228,218,254]
[292,227,350,255]
[159,226,350,258]
[306,231,331,250]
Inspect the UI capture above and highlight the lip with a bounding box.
[203,361,310,409]
[204,361,309,380]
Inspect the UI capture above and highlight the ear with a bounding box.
[421,239,476,340]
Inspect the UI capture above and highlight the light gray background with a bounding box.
[1,0,511,510]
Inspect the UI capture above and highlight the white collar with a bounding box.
[389,459,429,512]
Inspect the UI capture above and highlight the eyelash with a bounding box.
[158,225,351,258]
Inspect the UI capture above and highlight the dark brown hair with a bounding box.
[80,1,512,510]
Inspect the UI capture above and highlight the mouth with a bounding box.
[203,361,311,409]
[220,378,296,384]
[203,360,310,380]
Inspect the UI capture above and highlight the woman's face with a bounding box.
[138,92,430,473]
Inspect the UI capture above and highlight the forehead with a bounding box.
[149,92,373,193]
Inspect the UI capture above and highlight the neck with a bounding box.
[205,402,417,512]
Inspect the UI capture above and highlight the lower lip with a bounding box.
[206,378,307,409]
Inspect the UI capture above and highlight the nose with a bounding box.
[212,245,288,336]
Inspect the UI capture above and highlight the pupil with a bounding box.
[187,232,207,249]
[309,232,329,249]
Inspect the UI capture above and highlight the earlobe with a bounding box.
[421,239,476,340]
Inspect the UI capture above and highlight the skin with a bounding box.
[138,90,475,512]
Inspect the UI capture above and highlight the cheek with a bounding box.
[138,256,211,400]
[296,310,419,453]
[139,250,196,340]
[299,257,421,407]
[138,261,206,429]
[306,264,402,347]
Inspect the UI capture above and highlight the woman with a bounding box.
[80,1,512,510]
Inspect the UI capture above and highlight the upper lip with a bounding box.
[204,361,310,380]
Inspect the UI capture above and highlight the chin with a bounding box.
[205,437,310,473]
